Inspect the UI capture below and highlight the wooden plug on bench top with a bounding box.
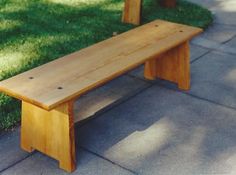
[144,41,190,90]
[21,101,76,172]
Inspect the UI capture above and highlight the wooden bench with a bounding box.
[0,20,202,172]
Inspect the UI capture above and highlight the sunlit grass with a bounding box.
[0,0,213,130]
[0,20,22,31]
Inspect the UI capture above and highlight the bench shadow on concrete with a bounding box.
[74,84,236,173]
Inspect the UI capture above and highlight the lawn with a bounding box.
[0,0,213,130]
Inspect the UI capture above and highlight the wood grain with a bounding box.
[144,59,157,80]
[122,0,142,25]
[0,20,202,110]
[21,101,76,172]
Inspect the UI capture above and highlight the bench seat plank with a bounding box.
[0,20,202,110]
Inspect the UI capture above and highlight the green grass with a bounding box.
[0,0,213,131]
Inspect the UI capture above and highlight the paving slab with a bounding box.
[0,128,30,172]
[192,37,236,55]
[77,85,236,175]
[191,37,221,50]
[198,23,236,43]
[224,36,236,48]
[218,44,236,55]
[74,75,150,122]
[210,0,236,26]
[188,51,236,109]
[190,44,210,62]
[1,148,134,175]
[128,44,209,79]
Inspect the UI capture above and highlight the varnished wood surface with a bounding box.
[0,20,202,110]
[21,101,76,172]
[122,0,142,25]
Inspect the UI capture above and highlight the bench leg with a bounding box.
[122,0,142,25]
[144,41,190,90]
[21,101,76,172]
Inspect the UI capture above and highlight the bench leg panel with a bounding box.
[21,101,76,173]
[144,58,157,80]
[144,41,190,90]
